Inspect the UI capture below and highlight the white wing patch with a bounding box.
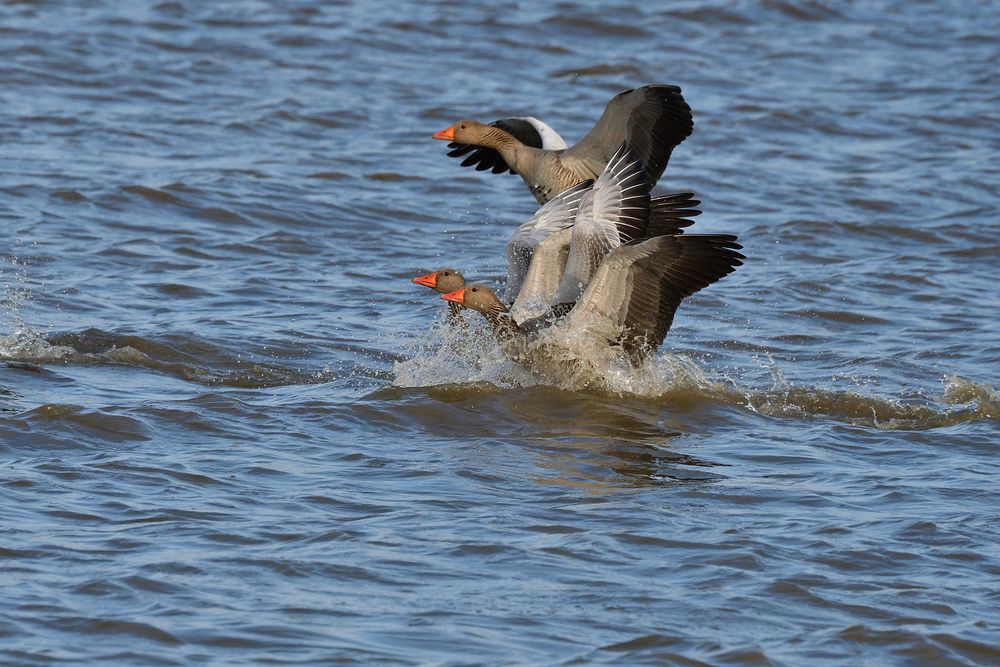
[554,143,649,303]
[519,117,569,150]
[505,180,592,301]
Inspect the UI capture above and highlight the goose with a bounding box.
[507,143,698,322]
[411,170,699,327]
[411,268,466,322]
[413,144,701,328]
[441,233,744,383]
[443,117,569,173]
[432,84,693,204]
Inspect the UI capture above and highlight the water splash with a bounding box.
[393,312,536,389]
[392,321,998,430]
[0,255,43,350]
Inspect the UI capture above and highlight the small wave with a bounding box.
[50,190,90,203]
[552,64,642,78]
[393,322,998,431]
[0,255,349,393]
[761,0,846,22]
[0,327,333,389]
[120,184,184,205]
[542,15,654,38]
[731,373,998,430]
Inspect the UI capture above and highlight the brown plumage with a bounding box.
[433,85,693,204]
[507,144,702,325]
[411,268,467,321]
[441,233,744,381]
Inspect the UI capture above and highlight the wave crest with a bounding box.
[393,320,998,431]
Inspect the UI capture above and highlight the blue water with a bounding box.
[2,1,998,664]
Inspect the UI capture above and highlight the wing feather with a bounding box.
[562,85,693,188]
[505,179,593,302]
[567,235,745,363]
[646,192,701,237]
[554,143,650,303]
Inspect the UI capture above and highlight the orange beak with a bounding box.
[432,126,455,141]
[411,271,437,289]
[441,288,465,304]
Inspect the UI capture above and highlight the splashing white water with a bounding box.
[392,316,999,430]
[393,313,537,389]
[0,256,62,360]
[393,310,738,398]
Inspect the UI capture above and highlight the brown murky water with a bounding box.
[2,1,998,664]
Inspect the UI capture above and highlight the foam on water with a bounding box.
[394,320,999,430]
[392,313,537,389]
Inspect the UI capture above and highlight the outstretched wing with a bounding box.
[447,116,568,175]
[509,227,573,323]
[567,234,744,363]
[505,179,593,302]
[554,143,650,303]
[647,192,701,237]
[562,85,693,188]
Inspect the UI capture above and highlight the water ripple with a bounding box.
[1,0,999,664]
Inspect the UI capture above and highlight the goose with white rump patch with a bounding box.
[433,85,693,204]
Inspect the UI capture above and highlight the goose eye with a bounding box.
[460,124,466,129]
[443,272,450,276]
[471,288,478,292]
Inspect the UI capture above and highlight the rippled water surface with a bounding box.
[2,1,999,664]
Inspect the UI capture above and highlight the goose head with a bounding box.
[411,268,466,294]
[441,284,509,317]
[432,119,490,143]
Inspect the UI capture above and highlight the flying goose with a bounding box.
[433,84,693,204]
